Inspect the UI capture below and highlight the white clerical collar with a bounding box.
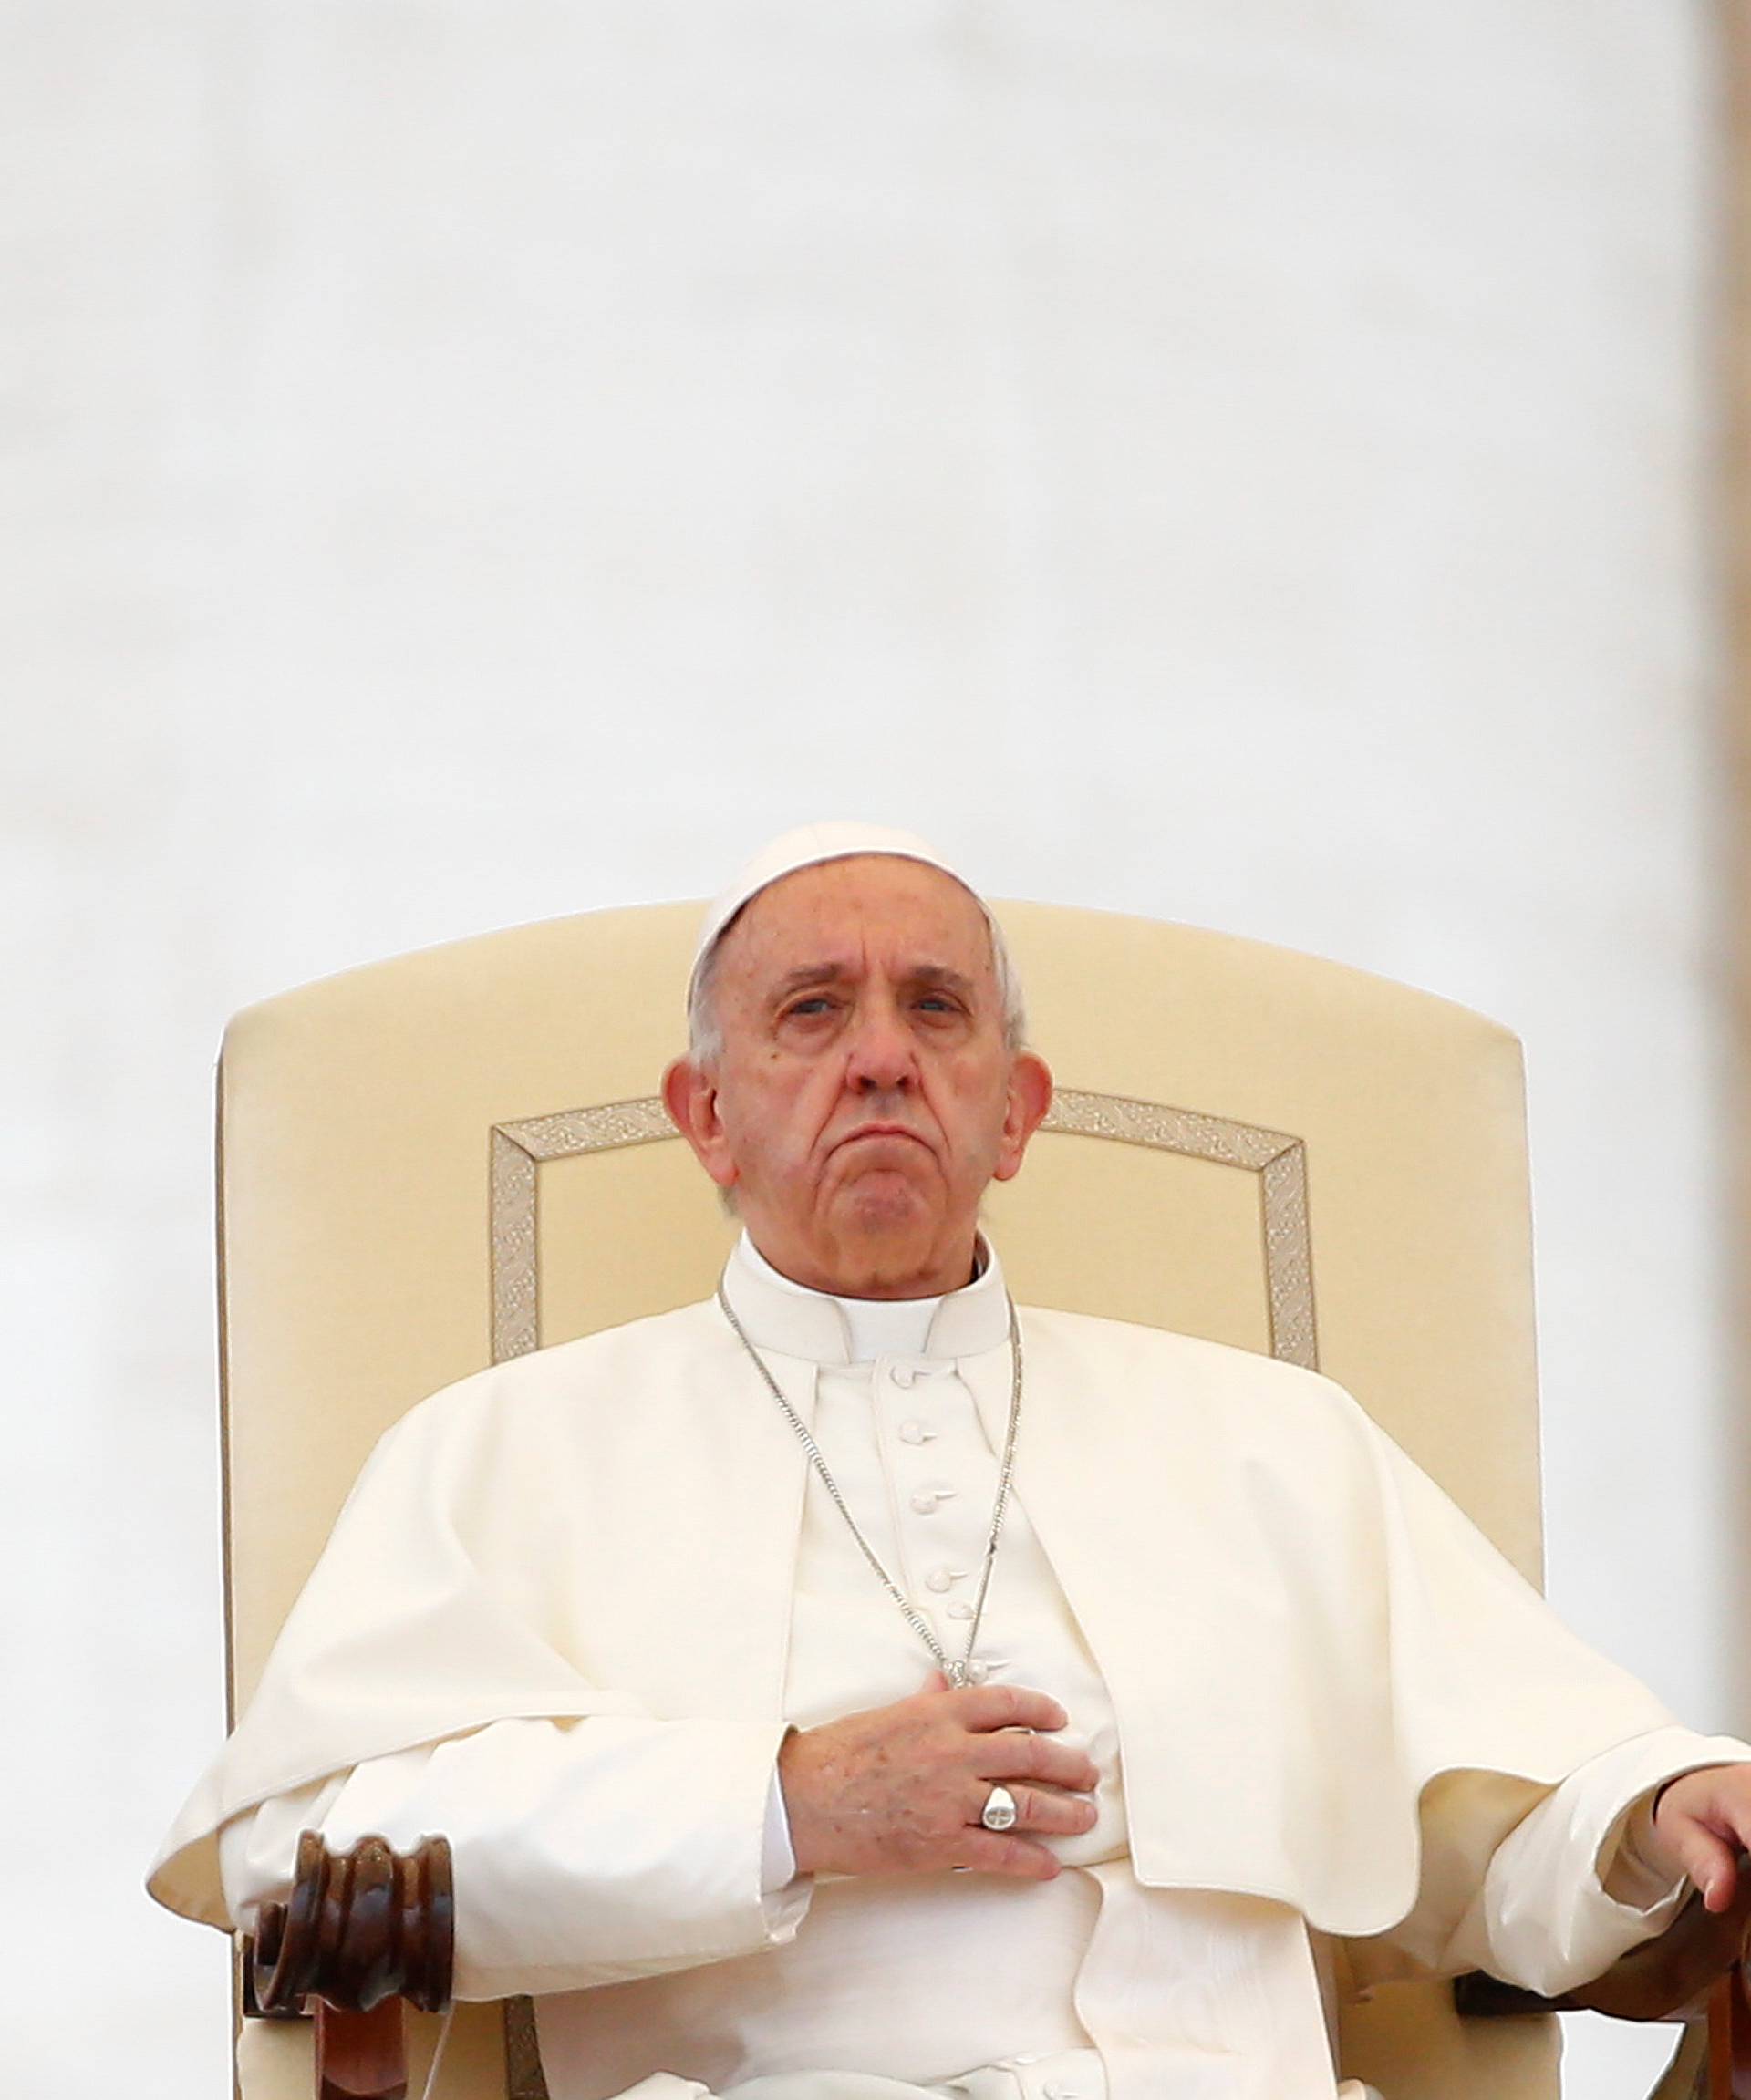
[722,1229,1010,1365]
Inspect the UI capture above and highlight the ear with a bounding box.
[661,1057,741,1192]
[992,1051,1053,1183]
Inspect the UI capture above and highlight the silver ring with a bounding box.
[979,1784,1020,1832]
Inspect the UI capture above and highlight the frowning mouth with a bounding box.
[834,1124,929,1151]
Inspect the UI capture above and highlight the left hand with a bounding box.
[1646,1766,1751,1912]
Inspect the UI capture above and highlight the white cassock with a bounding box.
[150,1237,1751,2100]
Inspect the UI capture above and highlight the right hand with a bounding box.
[776,1673,1101,1882]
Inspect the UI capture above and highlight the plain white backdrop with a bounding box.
[1,4,1730,2093]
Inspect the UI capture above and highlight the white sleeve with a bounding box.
[218,1715,812,2000]
[1447,1727,1751,1997]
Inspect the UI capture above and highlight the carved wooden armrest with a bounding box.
[244,1832,453,2100]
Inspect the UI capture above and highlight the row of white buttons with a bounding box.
[882,1367,1006,1677]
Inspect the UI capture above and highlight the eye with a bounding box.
[782,996,837,1019]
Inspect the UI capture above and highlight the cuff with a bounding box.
[1602,1793,1688,1912]
[762,1764,800,1897]
[1589,1732,1751,1915]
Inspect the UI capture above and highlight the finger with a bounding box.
[950,1682,1069,1733]
[1695,1826,1748,1912]
[1698,1788,1751,1867]
[1669,1821,1740,1911]
[920,1669,950,1694]
[950,1828,1063,1882]
[969,1781,1099,1839]
[974,1728,1100,1793]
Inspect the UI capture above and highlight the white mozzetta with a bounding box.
[162,1244,1745,2098]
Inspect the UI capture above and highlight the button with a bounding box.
[925,1567,958,1593]
[963,1660,990,1684]
[898,1420,935,1445]
[891,1366,917,1388]
[1043,2087,1080,2100]
[946,1601,975,1620]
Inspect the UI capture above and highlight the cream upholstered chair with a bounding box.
[223,897,1583,2100]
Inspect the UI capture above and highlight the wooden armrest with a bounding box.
[244,1833,454,2100]
[251,1830,454,2016]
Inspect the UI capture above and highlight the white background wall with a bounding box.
[2,5,1727,2094]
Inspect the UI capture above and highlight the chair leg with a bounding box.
[315,1998,408,2100]
[1704,1968,1751,2098]
[1736,1968,1751,2098]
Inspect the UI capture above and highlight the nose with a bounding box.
[844,999,917,1094]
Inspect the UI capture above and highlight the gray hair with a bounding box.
[687,902,1029,1070]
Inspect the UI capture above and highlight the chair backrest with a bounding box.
[220,899,1558,2100]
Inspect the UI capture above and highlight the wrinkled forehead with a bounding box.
[712,854,999,993]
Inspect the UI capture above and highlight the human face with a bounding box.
[663,856,1052,1298]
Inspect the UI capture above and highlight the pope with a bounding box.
[151,823,1751,2100]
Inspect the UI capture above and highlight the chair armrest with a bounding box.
[243,1833,454,2100]
[250,1830,454,2016]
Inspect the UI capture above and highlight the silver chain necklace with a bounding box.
[716,1283,1022,1690]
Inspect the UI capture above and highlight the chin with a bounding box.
[838,1168,928,1221]
[836,1188,938,1256]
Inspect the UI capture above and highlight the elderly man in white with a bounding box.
[152,824,1751,2100]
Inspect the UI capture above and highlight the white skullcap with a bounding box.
[689,822,982,1005]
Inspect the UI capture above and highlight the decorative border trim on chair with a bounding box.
[1042,1088,1316,1370]
[489,1087,1317,1369]
[490,1099,676,1364]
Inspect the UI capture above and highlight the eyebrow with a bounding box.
[767,962,979,1000]
[910,965,978,998]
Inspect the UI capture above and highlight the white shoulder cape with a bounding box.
[149,1302,1680,1938]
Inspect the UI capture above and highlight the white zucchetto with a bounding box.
[689,822,984,1007]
